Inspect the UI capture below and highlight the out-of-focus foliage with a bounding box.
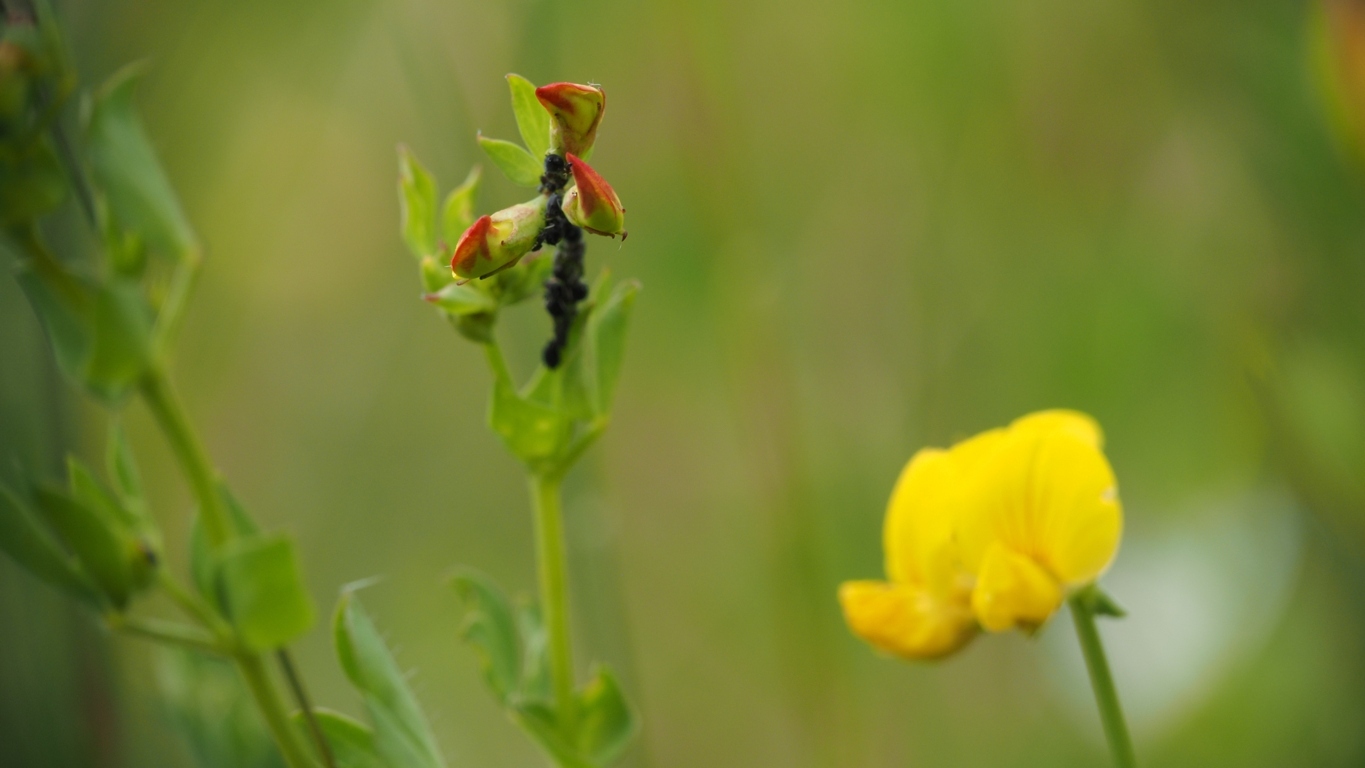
[5,0,1365,767]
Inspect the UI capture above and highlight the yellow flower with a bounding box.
[839,410,1123,659]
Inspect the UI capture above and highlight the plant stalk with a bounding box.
[530,472,576,725]
[141,369,315,768]
[1069,593,1137,768]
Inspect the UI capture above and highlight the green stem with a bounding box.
[530,472,576,726]
[1069,593,1137,768]
[158,570,232,639]
[111,615,225,655]
[278,649,337,768]
[483,337,513,387]
[237,652,316,768]
[139,369,232,548]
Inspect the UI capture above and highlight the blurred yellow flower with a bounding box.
[839,410,1123,659]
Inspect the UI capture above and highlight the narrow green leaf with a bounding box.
[512,703,594,768]
[33,484,133,609]
[15,263,94,394]
[449,569,521,704]
[106,421,149,524]
[440,165,482,247]
[477,134,543,188]
[507,74,551,159]
[517,602,552,703]
[290,709,388,768]
[218,535,315,649]
[489,377,571,464]
[398,145,439,259]
[333,587,447,768]
[586,280,640,416]
[0,486,99,606]
[86,63,199,260]
[576,665,638,765]
[423,282,497,317]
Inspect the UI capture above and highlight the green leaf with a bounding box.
[0,485,99,606]
[477,134,542,188]
[423,282,497,317]
[449,569,521,704]
[586,280,640,416]
[218,535,315,649]
[440,165,482,247]
[576,665,637,765]
[33,484,133,609]
[489,377,571,465]
[507,74,551,159]
[67,455,157,592]
[1080,584,1127,619]
[14,264,153,406]
[511,703,594,768]
[106,421,149,525]
[333,587,447,768]
[290,709,388,768]
[398,144,439,259]
[86,63,199,261]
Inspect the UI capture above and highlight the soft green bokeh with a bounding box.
[5,0,1365,766]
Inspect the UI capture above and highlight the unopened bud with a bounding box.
[450,196,548,281]
[535,82,605,158]
[560,154,625,238]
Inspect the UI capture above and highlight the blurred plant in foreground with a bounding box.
[396,72,640,768]
[840,410,1136,768]
[0,3,333,767]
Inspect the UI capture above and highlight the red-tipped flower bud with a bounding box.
[450,196,548,281]
[561,154,625,239]
[535,82,605,158]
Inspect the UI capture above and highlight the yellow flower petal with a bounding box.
[971,543,1063,632]
[884,430,1006,592]
[1009,409,1104,448]
[839,580,977,660]
[956,411,1122,587]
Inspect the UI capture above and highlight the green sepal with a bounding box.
[477,134,542,188]
[449,568,522,704]
[1076,583,1127,619]
[86,62,199,262]
[66,455,158,592]
[32,483,133,609]
[217,534,315,650]
[440,165,481,247]
[333,586,447,768]
[507,74,551,159]
[424,282,497,317]
[397,144,438,259]
[290,708,388,768]
[0,484,101,606]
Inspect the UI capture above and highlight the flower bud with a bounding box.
[535,82,605,158]
[450,196,548,281]
[560,154,626,239]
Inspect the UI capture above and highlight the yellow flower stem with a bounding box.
[530,471,577,730]
[140,367,317,768]
[1069,591,1137,768]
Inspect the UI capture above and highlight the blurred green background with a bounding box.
[6,0,1365,765]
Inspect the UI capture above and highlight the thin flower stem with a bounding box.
[278,649,337,768]
[158,569,232,639]
[1069,593,1137,768]
[530,472,577,727]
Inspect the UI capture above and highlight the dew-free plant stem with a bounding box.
[531,472,577,728]
[1069,591,1136,768]
[236,652,316,768]
[139,369,231,548]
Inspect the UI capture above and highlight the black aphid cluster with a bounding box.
[536,153,588,369]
